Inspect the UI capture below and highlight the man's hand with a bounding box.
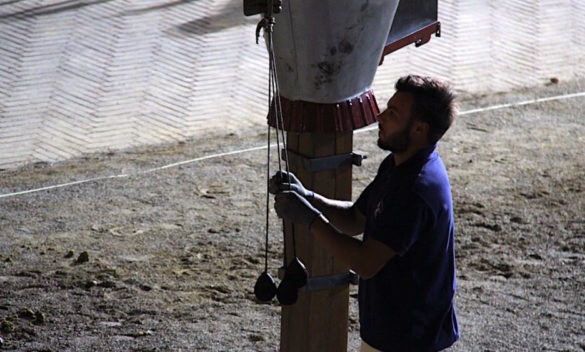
[274,191,322,229]
[269,171,314,199]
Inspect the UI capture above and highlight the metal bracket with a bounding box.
[303,271,359,292]
[243,0,282,17]
[277,267,359,292]
[282,149,367,172]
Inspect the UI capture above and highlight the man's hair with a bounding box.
[395,75,456,144]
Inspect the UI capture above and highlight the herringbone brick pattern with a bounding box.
[1,0,584,169]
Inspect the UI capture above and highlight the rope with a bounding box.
[264,123,271,272]
[3,92,585,200]
[269,16,300,263]
[261,4,298,271]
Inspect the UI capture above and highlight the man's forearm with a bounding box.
[309,215,393,279]
[310,193,364,236]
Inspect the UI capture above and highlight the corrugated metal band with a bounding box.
[267,90,380,133]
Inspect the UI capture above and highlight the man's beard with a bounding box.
[377,120,412,152]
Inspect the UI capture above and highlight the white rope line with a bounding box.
[1,90,584,199]
[0,145,272,199]
[458,91,585,115]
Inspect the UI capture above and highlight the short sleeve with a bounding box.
[371,192,429,256]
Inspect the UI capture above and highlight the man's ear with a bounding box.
[413,120,430,139]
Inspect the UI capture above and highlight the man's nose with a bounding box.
[376,110,385,122]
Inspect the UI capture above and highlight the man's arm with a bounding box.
[310,215,395,279]
[274,191,395,279]
[310,194,366,237]
[269,171,365,236]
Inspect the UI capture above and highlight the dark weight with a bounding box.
[286,257,308,289]
[277,278,298,305]
[254,272,277,302]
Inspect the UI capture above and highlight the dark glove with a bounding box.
[274,191,321,229]
[269,171,314,199]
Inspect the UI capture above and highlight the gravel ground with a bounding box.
[1,79,584,351]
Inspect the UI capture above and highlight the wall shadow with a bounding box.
[123,0,200,15]
[0,0,113,20]
[172,0,259,37]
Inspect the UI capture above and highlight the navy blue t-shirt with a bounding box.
[355,144,459,351]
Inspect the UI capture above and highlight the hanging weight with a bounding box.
[276,277,299,305]
[254,271,277,302]
[286,257,308,289]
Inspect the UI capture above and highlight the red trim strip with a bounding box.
[268,90,379,133]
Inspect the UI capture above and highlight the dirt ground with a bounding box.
[1,79,584,351]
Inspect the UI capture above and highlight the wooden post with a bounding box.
[280,131,353,352]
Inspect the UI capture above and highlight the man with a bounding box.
[271,75,459,351]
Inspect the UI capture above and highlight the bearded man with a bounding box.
[272,75,460,351]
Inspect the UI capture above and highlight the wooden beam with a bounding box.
[280,131,353,352]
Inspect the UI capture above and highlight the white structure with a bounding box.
[0,0,584,169]
[272,0,399,103]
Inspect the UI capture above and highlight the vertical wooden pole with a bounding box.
[280,131,353,352]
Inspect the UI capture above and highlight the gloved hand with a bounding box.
[274,191,322,229]
[269,171,314,199]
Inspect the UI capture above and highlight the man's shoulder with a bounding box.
[413,152,451,203]
[417,150,448,183]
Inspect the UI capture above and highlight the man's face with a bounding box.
[376,92,415,152]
